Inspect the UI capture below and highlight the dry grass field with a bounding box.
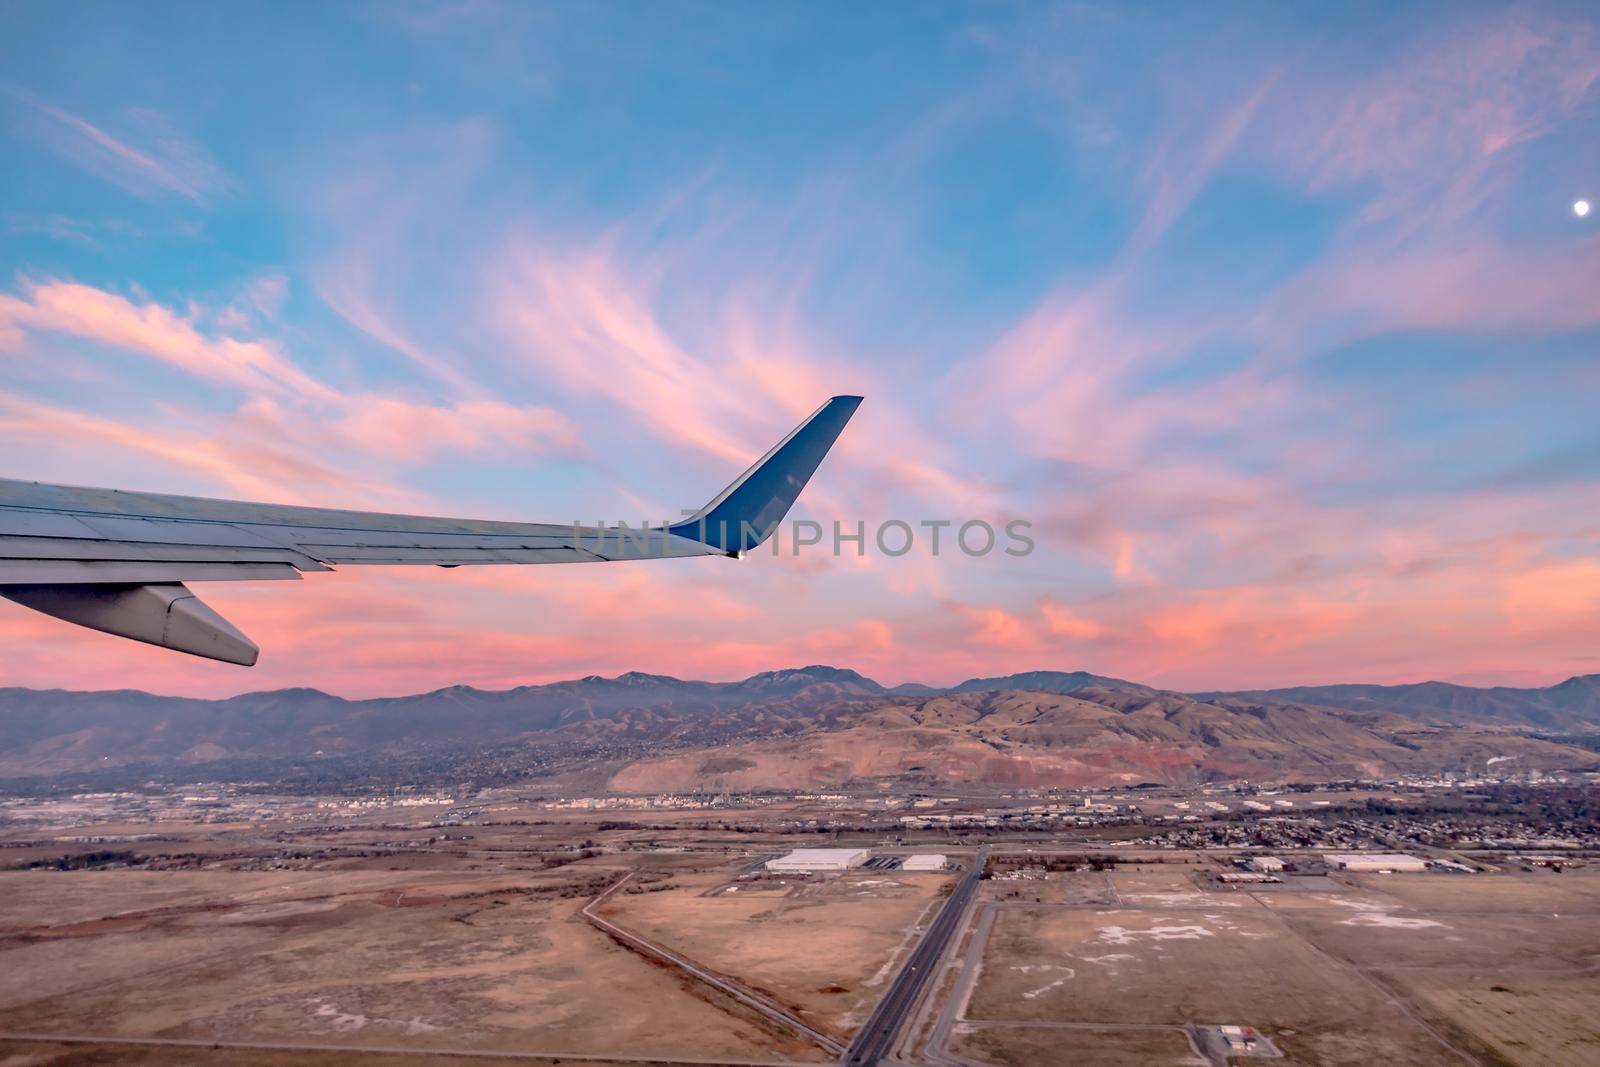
[6,799,1599,1067]
[1247,885,1409,913]
[1400,972,1600,1066]
[1109,866,1256,909]
[966,903,1462,1065]
[985,871,1120,906]
[1267,871,1600,1066]
[0,866,822,1062]
[0,1041,652,1066]
[960,868,1600,1067]
[950,1023,1207,1066]
[596,869,948,1039]
[1347,869,1600,914]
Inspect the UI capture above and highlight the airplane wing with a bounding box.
[0,395,861,666]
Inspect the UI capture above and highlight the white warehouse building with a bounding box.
[1324,852,1428,872]
[903,854,948,871]
[765,848,870,873]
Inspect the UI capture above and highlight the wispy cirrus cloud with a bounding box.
[0,387,359,501]
[1258,9,1600,232]
[0,280,335,400]
[489,229,998,528]
[8,92,232,203]
[0,279,584,505]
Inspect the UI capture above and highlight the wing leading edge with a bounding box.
[0,395,861,665]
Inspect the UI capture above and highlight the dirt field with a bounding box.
[1266,872,1600,1066]
[0,1040,647,1066]
[0,867,820,1062]
[597,869,947,1037]
[1109,866,1257,909]
[985,871,1120,906]
[962,868,1600,1067]
[1344,869,1600,913]
[1399,972,1599,1066]
[950,1023,1207,1066]
[1248,885,1407,913]
[966,904,1462,1065]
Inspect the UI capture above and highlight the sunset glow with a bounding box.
[2,4,1599,697]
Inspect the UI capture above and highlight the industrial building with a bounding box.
[902,854,947,871]
[1247,856,1286,872]
[765,847,870,872]
[1324,851,1428,872]
[1219,1025,1261,1054]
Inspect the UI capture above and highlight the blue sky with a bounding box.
[1,2,1598,696]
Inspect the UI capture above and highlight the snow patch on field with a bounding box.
[1124,892,1242,908]
[1012,963,1077,998]
[1323,898,1387,911]
[1204,913,1268,937]
[1092,911,1273,945]
[1097,923,1215,944]
[1076,952,1136,966]
[307,999,441,1035]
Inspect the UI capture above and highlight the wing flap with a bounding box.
[0,511,103,538]
[310,545,599,565]
[0,534,328,568]
[70,513,314,550]
[0,561,303,583]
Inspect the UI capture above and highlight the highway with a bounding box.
[840,847,987,1066]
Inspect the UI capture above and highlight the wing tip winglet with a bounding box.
[670,395,861,554]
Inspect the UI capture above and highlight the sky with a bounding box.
[1,1,1598,697]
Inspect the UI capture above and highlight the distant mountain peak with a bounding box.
[615,671,683,684]
[224,687,337,701]
[568,671,682,686]
[1553,673,1600,688]
[950,669,1152,696]
[742,665,876,683]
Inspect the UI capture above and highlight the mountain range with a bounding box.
[1,667,1597,787]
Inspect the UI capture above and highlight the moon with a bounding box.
[1577,200,1592,217]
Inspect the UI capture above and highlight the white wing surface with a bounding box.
[0,396,862,665]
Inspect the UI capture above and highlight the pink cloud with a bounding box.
[329,397,581,464]
[0,281,334,401]
[492,236,996,525]
[1253,239,1600,356]
[0,388,359,501]
[0,281,591,511]
[494,244,779,467]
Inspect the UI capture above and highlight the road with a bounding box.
[581,874,846,1057]
[916,900,995,1063]
[840,847,987,1066]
